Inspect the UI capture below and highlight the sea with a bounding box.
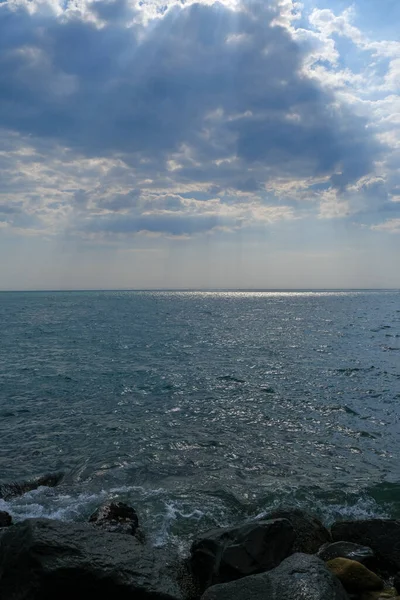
[1,290,399,552]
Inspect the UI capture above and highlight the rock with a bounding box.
[0,511,12,528]
[0,518,182,600]
[318,541,375,566]
[360,591,398,600]
[89,502,139,536]
[394,573,400,594]
[0,471,64,500]
[265,508,331,554]
[332,520,400,573]
[190,518,295,591]
[200,553,349,600]
[326,557,383,592]
[380,589,399,598]
[359,593,383,600]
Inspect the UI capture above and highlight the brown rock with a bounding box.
[380,590,400,598]
[327,557,383,592]
[360,591,398,600]
[331,520,400,573]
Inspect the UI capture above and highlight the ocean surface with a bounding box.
[1,290,400,551]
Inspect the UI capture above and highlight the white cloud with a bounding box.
[0,0,397,245]
[371,218,400,233]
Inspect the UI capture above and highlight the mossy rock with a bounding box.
[380,590,400,599]
[360,591,399,600]
[359,593,381,600]
[327,557,383,592]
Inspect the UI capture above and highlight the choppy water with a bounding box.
[1,290,400,551]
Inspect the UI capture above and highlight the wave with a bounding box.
[1,482,395,554]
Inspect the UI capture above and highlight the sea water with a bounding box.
[1,290,399,551]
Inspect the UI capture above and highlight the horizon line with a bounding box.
[0,287,399,293]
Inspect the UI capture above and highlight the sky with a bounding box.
[0,0,399,290]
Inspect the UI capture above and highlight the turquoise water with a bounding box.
[1,290,399,550]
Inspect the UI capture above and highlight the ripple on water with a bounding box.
[0,289,400,544]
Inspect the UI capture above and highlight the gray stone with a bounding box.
[0,518,182,600]
[190,518,295,591]
[318,541,375,566]
[331,520,400,573]
[266,508,332,554]
[201,553,349,600]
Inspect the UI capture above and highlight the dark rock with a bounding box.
[265,508,331,554]
[332,520,400,573]
[189,518,295,592]
[0,518,182,600]
[0,471,64,500]
[394,572,400,594]
[200,553,349,600]
[318,541,375,566]
[0,511,12,528]
[89,502,139,536]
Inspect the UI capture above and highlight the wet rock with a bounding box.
[0,511,12,528]
[380,589,400,598]
[89,502,139,536]
[190,518,295,592]
[326,557,383,592]
[265,508,331,554]
[318,541,375,566]
[394,573,400,594]
[332,520,400,573]
[360,593,384,600]
[0,471,64,500]
[201,553,349,600]
[0,518,182,600]
[360,591,398,600]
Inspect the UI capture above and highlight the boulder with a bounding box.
[394,573,400,594]
[0,518,182,600]
[265,509,331,554]
[380,589,399,598]
[360,591,399,600]
[189,519,292,591]
[331,520,400,573]
[189,518,295,591]
[0,511,12,528]
[360,593,384,600]
[326,558,383,592]
[89,502,139,536]
[318,541,375,566]
[200,553,349,600]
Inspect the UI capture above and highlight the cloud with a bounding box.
[0,0,394,240]
[371,218,400,234]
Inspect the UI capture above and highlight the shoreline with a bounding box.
[1,500,400,600]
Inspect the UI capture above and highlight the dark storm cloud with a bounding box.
[0,0,381,192]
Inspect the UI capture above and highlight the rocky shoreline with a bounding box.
[1,503,400,600]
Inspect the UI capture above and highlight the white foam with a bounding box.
[153,500,205,549]
[251,494,389,526]
[2,483,392,554]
